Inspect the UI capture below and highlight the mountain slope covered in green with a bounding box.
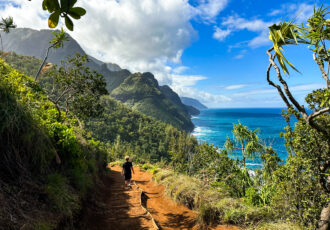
[111,72,194,131]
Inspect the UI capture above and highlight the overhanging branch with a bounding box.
[267,47,329,137]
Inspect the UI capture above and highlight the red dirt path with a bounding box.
[79,165,240,230]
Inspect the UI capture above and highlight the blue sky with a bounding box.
[0,0,328,107]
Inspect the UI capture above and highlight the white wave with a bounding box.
[246,163,263,166]
[192,126,216,137]
[192,126,204,136]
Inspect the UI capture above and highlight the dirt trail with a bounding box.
[133,166,239,230]
[78,166,154,229]
[79,165,239,230]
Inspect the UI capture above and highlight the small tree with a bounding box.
[35,28,68,81]
[224,122,264,169]
[0,16,16,52]
[44,53,108,122]
[266,6,329,136]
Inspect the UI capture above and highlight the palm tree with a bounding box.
[0,17,16,52]
[224,122,263,169]
[268,21,306,75]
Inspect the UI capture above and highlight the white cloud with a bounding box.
[215,14,273,49]
[291,83,324,91]
[232,83,324,97]
[222,15,271,32]
[224,84,247,90]
[248,30,271,48]
[217,3,314,50]
[233,49,247,59]
[268,9,281,16]
[172,84,232,107]
[169,73,231,106]
[172,74,207,87]
[213,26,231,41]
[196,0,229,22]
[269,3,314,24]
[173,66,189,74]
[70,0,199,85]
[293,3,314,23]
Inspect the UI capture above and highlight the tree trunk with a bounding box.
[35,46,52,81]
[318,203,330,230]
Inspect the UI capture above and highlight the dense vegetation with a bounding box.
[0,59,108,229]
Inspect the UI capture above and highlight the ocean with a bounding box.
[191,108,290,168]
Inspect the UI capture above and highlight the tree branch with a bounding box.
[266,49,294,112]
[55,87,71,104]
[313,53,329,89]
[308,107,330,122]
[267,47,329,137]
[47,97,62,121]
[35,45,53,81]
[267,48,308,119]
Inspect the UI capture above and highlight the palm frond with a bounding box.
[268,21,307,74]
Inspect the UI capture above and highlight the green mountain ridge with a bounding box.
[181,96,208,110]
[111,72,194,131]
[2,28,194,132]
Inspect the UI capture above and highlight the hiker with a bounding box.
[122,156,134,189]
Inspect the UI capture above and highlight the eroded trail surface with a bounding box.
[79,165,238,230]
[79,166,154,229]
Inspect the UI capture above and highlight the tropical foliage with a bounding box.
[266,5,330,230]
[0,57,108,228]
[40,0,86,31]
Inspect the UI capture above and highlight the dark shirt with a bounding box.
[123,162,133,175]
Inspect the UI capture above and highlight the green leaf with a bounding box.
[42,0,48,10]
[68,11,80,20]
[69,0,78,8]
[60,0,69,12]
[65,15,74,31]
[70,7,86,16]
[48,11,60,28]
[45,0,60,13]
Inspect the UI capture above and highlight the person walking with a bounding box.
[122,156,134,189]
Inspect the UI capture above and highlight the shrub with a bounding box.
[153,168,272,226]
[45,173,79,216]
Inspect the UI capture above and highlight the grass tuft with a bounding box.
[45,173,79,216]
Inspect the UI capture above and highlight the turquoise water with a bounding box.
[191,108,290,168]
